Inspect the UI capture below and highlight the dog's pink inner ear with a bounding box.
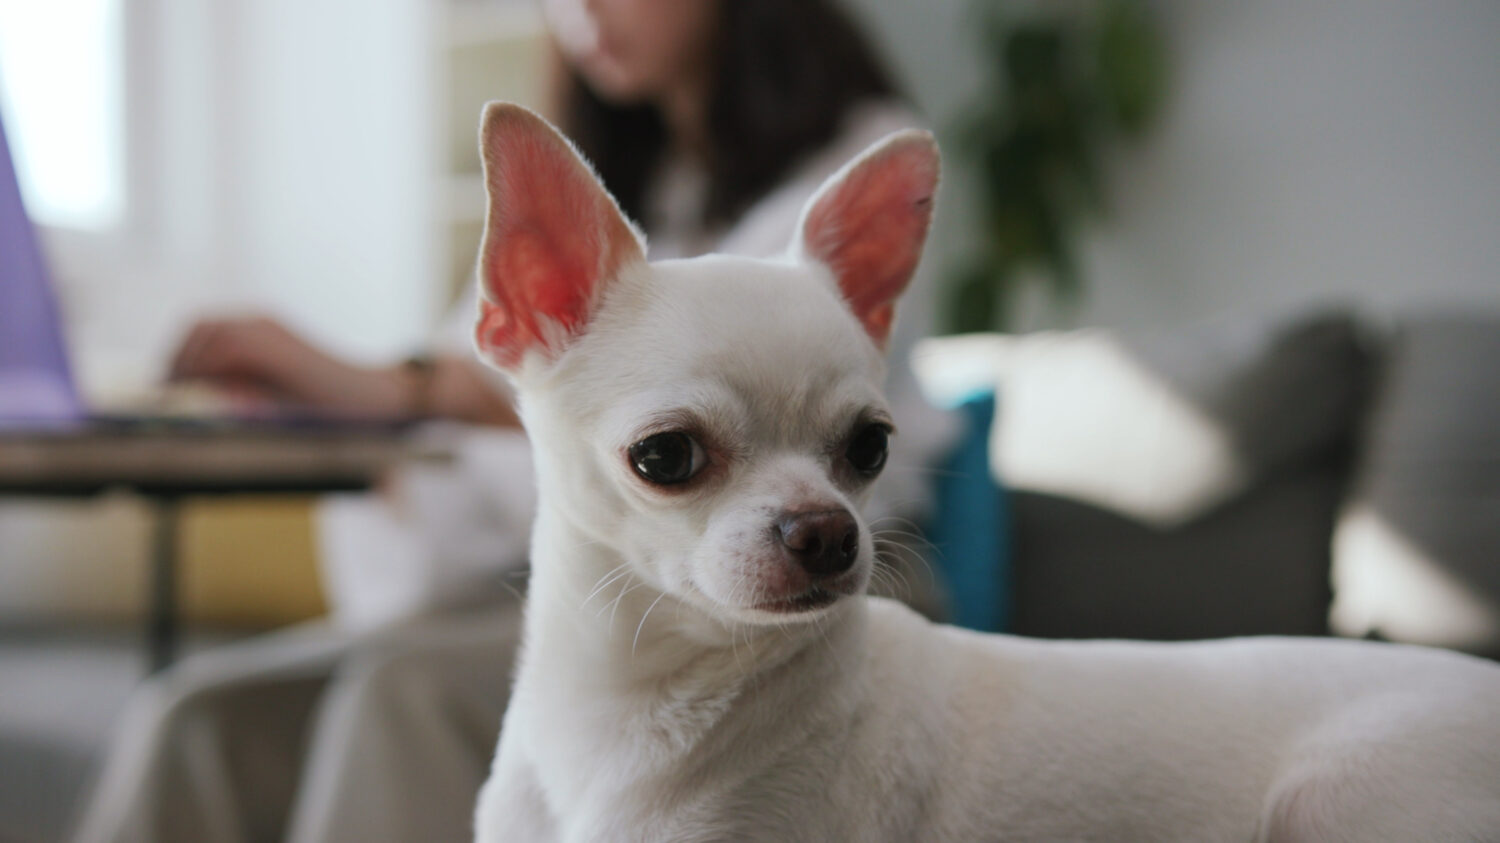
[475,105,644,368]
[800,134,939,347]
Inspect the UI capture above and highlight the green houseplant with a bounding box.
[946,0,1168,332]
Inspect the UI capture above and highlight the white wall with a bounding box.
[851,0,1500,331]
[42,0,1500,376]
[48,0,441,401]
[842,0,986,328]
[235,0,439,363]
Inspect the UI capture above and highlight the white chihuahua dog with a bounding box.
[469,102,1500,842]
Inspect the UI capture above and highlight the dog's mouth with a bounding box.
[752,586,843,614]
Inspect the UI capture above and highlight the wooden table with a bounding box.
[0,425,416,671]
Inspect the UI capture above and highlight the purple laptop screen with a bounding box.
[0,108,82,424]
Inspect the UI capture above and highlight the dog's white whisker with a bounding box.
[494,576,529,605]
[874,536,936,559]
[870,523,933,540]
[595,575,638,620]
[632,592,669,658]
[872,531,939,583]
[809,614,849,680]
[866,513,924,530]
[580,563,633,610]
[866,562,895,600]
[872,553,915,601]
[606,580,646,630]
[581,566,628,603]
[871,525,936,549]
[884,465,965,479]
[597,581,631,622]
[729,623,748,682]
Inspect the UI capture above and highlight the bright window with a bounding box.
[0,0,125,231]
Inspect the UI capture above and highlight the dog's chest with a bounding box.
[512,641,881,840]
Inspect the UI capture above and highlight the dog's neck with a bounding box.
[510,500,871,832]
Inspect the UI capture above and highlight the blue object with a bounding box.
[927,391,1009,631]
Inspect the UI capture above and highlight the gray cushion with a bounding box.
[1117,312,1372,484]
[1331,313,1500,655]
[913,311,1373,527]
[1009,454,1346,640]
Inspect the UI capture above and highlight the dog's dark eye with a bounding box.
[629,432,706,485]
[846,423,890,476]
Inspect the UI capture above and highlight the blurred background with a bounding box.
[2,1,1499,841]
[2,0,1496,619]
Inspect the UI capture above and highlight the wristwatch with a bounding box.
[400,354,438,420]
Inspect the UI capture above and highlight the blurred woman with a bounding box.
[73,2,942,842]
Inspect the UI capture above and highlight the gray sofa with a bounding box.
[950,310,1500,657]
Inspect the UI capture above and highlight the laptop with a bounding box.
[0,108,406,436]
[0,106,84,427]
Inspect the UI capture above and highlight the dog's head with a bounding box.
[474,103,938,626]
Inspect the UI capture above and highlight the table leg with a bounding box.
[147,497,181,673]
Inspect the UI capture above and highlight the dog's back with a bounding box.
[858,598,1500,841]
[534,597,1500,841]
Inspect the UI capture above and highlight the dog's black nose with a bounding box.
[776,509,859,577]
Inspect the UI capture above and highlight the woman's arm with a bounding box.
[168,316,519,427]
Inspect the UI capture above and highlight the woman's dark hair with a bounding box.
[560,0,899,231]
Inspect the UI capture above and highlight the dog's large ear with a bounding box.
[474,102,646,370]
[793,130,939,348]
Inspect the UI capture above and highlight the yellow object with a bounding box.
[178,496,327,627]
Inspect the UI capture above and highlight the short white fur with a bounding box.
[471,103,1500,843]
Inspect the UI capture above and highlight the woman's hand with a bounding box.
[167,316,521,427]
[168,316,408,417]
